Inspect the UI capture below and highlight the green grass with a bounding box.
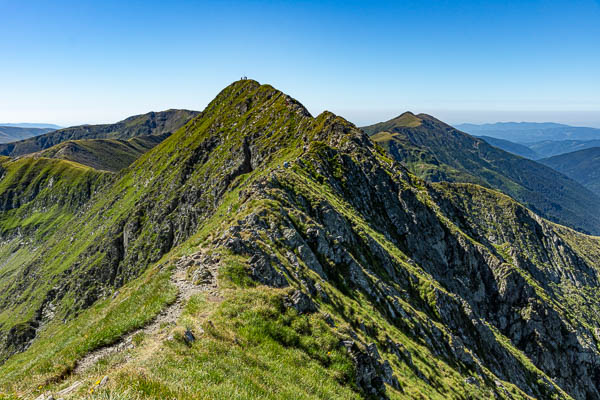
[89,288,359,400]
[0,262,176,395]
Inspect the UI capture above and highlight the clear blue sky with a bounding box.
[1,0,599,127]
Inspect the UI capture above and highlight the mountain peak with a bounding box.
[389,111,422,128]
[203,79,312,123]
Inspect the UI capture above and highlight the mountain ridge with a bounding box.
[0,123,62,129]
[477,136,541,159]
[362,113,600,235]
[0,109,198,157]
[25,133,170,172]
[0,81,600,399]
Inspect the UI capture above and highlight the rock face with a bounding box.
[342,340,400,398]
[2,80,600,399]
[284,290,316,314]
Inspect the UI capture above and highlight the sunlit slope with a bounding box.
[0,109,198,157]
[30,134,168,172]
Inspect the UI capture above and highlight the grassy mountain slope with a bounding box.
[362,112,600,235]
[0,126,54,143]
[0,110,198,157]
[478,135,540,159]
[528,139,600,158]
[28,134,169,172]
[0,156,109,237]
[540,147,600,196]
[0,81,600,400]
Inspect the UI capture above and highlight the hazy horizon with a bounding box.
[3,106,600,130]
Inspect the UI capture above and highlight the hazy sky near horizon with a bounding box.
[1,0,599,128]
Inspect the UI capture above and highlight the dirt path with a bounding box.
[73,252,219,374]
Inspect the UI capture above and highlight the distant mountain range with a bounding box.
[0,123,62,129]
[0,126,55,143]
[456,122,600,166]
[456,122,600,142]
[468,126,600,198]
[527,139,600,159]
[0,109,198,157]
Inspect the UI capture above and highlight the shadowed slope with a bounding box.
[541,147,600,195]
[477,135,541,159]
[363,113,600,235]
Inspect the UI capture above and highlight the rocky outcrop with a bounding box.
[342,340,401,399]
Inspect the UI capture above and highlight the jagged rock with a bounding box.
[342,340,397,398]
[366,343,401,390]
[282,225,326,278]
[385,338,413,367]
[297,244,326,278]
[285,290,316,314]
[465,376,479,386]
[192,267,213,284]
[314,283,330,302]
[247,253,288,288]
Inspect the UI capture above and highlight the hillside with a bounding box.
[29,134,169,172]
[540,147,600,196]
[477,135,540,159]
[0,126,54,143]
[362,112,600,235]
[0,109,198,157]
[0,156,110,239]
[457,122,600,143]
[0,81,600,400]
[528,139,600,158]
